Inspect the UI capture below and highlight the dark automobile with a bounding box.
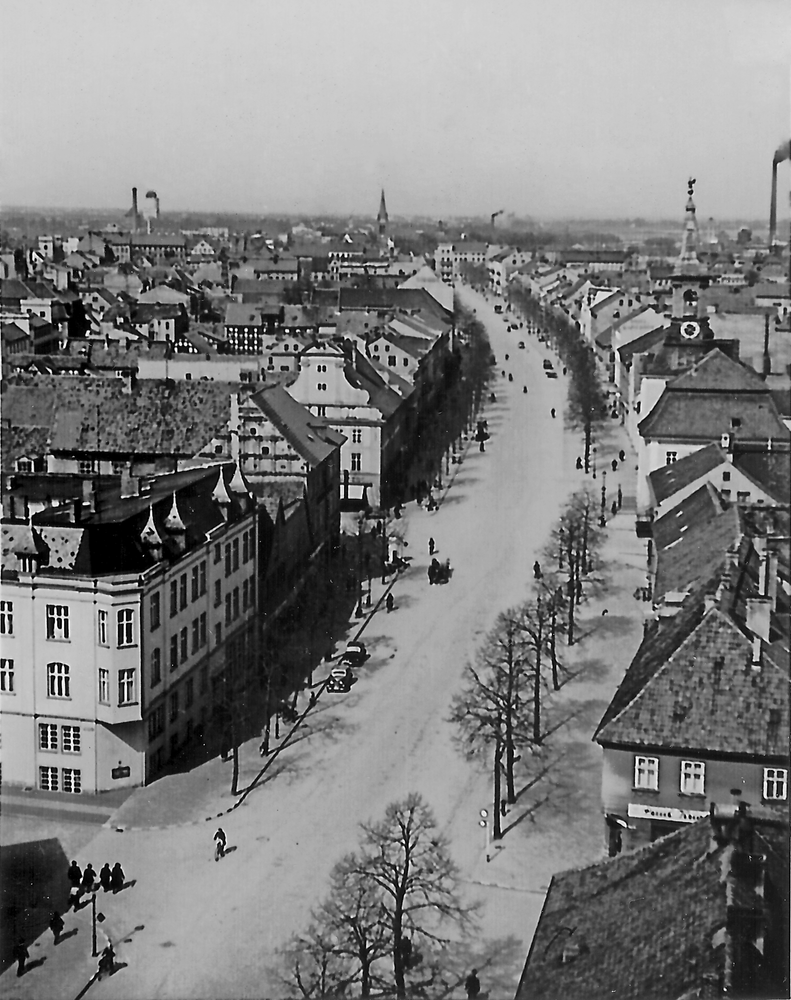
[546,369,558,379]
[326,666,354,693]
[339,641,368,667]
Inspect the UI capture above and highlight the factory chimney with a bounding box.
[769,140,790,249]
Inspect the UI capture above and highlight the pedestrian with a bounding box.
[428,537,435,555]
[386,593,395,613]
[49,910,64,944]
[479,440,485,452]
[619,449,625,462]
[68,860,82,889]
[111,861,125,892]
[82,863,96,893]
[213,828,226,861]
[465,968,481,998]
[576,456,583,470]
[100,863,112,892]
[611,459,618,472]
[12,939,28,977]
[550,407,556,418]
[97,942,115,980]
[533,560,542,580]
[611,500,618,516]
[617,485,623,509]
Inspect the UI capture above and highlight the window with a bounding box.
[46,605,70,640]
[169,690,179,722]
[352,428,362,444]
[665,452,677,465]
[148,710,161,743]
[633,756,659,790]
[214,580,222,608]
[225,544,231,577]
[97,608,108,645]
[214,543,221,564]
[248,577,255,609]
[185,677,194,708]
[721,489,731,501]
[1,601,13,635]
[199,612,207,647]
[179,574,188,610]
[0,653,15,694]
[242,531,249,564]
[232,539,239,571]
[151,647,162,687]
[180,627,188,663]
[78,460,95,475]
[232,587,240,620]
[170,635,179,672]
[39,766,59,791]
[737,491,750,502]
[62,768,81,794]
[317,382,327,391]
[191,566,199,602]
[242,578,249,610]
[39,723,58,750]
[763,768,787,801]
[388,355,396,367]
[191,618,200,654]
[47,662,70,698]
[118,668,136,705]
[117,608,135,647]
[680,760,705,796]
[150,593,161,631]
[99,667,110,704]
[351,453,361,472]
[170,580,178,617]
[62,725,81,753]
[225,593,232,626]
[199,561,207,595]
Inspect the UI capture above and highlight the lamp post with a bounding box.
[592,445,597,481]
[479,809,490,862]
[90,893,105,957]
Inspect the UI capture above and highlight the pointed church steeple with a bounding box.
[377,189,388,240]
[661,178,713,349]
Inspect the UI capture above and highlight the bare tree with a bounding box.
[350,794,474,998]
[278,921,357,998]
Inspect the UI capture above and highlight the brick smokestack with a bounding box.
[132,187,139,233]
[769,140,790,248]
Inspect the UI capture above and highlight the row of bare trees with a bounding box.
[449,489,605,841]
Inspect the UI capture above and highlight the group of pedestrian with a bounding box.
[428,557,451,585]
[67,859,125,908]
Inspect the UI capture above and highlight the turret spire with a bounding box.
[676,176,700,272]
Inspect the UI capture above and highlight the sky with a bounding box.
[1,0,789,220]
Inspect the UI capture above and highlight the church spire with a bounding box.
[377,189,388,239]
[676,176,700,273]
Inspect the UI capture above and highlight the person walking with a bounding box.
[533,560,542,580]
[611,500,618,516]
[576,456,583,470]
[618,448,625,462]
[67,860,82,890]
[12,939,29,977]
[428,537,435,555]
[550,407,556,418]
[81,864,96,893]
[100,863,112,893]
[611,459,618,472]
[49,910,64,944]
[617,484,623,509]
[465,968,481,998]
[214,828,227,861]
[386,593,395,613]
[111,861,125,892]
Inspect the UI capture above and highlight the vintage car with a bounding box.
[542,359,554,370]
[326,666,354,693]
[546,369,558,379]
[339,641,368,667]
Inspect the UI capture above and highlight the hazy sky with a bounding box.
[2,0,789,220]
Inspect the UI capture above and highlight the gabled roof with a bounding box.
[615,323,669,363]
[733,449,791,504]
[251,385,345,466]
[649,443,726,503]
[651,482,726,550]
[515,814,789,1000]
[669,348,768,393]
[653,499,741,601]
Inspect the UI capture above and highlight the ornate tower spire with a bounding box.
[676,176,700,272]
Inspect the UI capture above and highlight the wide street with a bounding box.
[1,286,647,999]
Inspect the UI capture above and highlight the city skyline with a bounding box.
[2,0,789,221]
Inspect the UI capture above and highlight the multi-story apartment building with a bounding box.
[0,463,259,793]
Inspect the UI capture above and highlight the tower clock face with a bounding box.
[681,321,699,339]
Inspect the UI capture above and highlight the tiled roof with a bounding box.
[639,392,789,443]
[224,302,266,326]
[595,592,789,757]
[251,385,345,466]
[653,501,740,601]
[652,482,725,550]
[2,322,29,343]
[669,348,768,393]
[515,815,789,1000]
[4,377,233,457]
[649,443,725,503]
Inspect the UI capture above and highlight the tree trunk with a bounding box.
[533,598,543,745]
[393,912,406,997]
[550,598,560,690]
[567,544,576,647]
[493,739,503,840]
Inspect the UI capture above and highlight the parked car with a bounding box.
[339,641,368,667]
[542,359,554,370]
[546,370,558,379]
[326,666,354,693]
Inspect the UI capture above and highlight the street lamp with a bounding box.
[90,893,106,957]
[479,809,491,862]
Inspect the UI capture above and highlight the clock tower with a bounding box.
[664,178,714,345]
